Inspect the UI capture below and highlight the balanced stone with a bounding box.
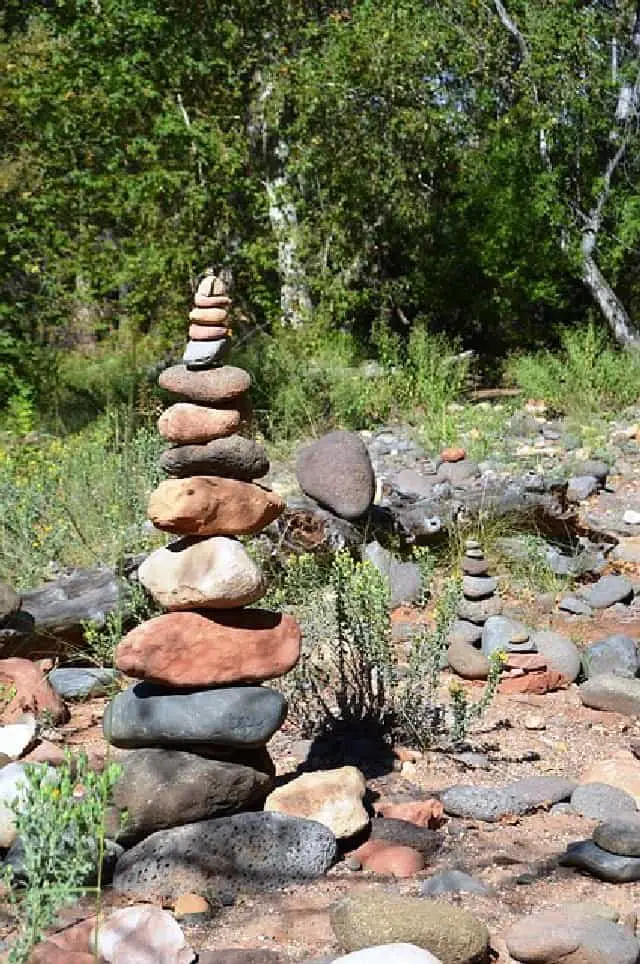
[138,536,265,610]
[531,630,581,681]
[462,557,489,577]
[111,749,273,843]
[188,324,229,340]
[265,767,368,839]
[296,431,375,520]
[593,813,640,856]
[449,620,482,647]
[582,634,639,679]
[462,576,497,600]
[447,640,489,680]
[158,403,242,444]
[195,274,229,299]
[115,610,301,687]
[330,894,489,964]
[189,306,230,325]
[158,365,249,403]
[560,839,640,882]
[148,477,284,536]
[183,338,229,369]
[570,783,637,821]
[579,674,640,716]
[481,616,530,657]
[112,812,337,897]
[457,596,502,624]
[160,435,269,480]
[103,683,287,749]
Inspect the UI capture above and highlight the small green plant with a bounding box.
[81,579,160,667]
[3,751,122,964]
[412,545,436,608]
[448,650,506,743]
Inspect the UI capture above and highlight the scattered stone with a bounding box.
[567,476,599,503]
[531,631,581,682]
[580,674,640,717]
[582,635,639,679]
[138,536,265,610]
[103,683,287,749]
[113,812,337,897]
[0,714,36,759]
[148,477,283,536]
[419,870,491,897]
[296,431,375,520]
[462,576,497,600]
[265,767,368,840]
[376,799,445,828]
[440,447,466,463]
[447,640,489,680]
[582,574,634,609]
[0,583,20,628]
[442,777,575,822]
[92,904,195,964]
[362,542,422,607]
[392,469,438,499]
[436,460,481,485]
[593,813,640,856]
[183,337,229,369]
[457,597,502,624]
[48,667,118,699]
[158,403,241,444]
[111,749,273,843]
[352,839,425,877]
[576,460,609,483]
[369,818,442,856]
[449,621,482,647]
[330,894,489,964]
[558,595,593,616]
[158,365,249,403]
[580,751,640,805]
[561,839,640,883]
[160,436,269,481]
[115,610,300,687]
[624,510,640,525]
[523,713,546,731]
[481,617,530,657]
[570,783,637,821]
[505,908,639,964]
[0,657,68,723]
[612,538,640,564]
[332,948,442,964]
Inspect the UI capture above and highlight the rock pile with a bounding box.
[562,812,640,883]
[447,541,501,680]
[102,271,308,873]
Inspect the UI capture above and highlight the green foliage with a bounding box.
[508,324,640,415]
[81,579,160,668]
[3,752,121,964]
[448,651,506,744]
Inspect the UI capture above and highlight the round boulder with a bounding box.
[296,431,375,520]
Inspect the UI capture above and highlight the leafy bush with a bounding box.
[507,323,640,415]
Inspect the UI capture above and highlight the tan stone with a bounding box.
[376,799,445,828]
[188,324,230,340]
[138,536,265,610]
[173,893,210,918]
[353,839,425,877]
[148,477,284,536]
[265,766,368,839]
[196,274,228,297]
[193,294,231,309]
[189,307,229,325]
[158,403,241,444]
[158,365,249,403]
[580,750,640,805]
[115,609,301,687]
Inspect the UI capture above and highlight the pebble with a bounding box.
[461,576,497,600]
[158,403,242,444]
[352,839,425,877]
[582,574,634,609]
[92,904,195,964]
[419,869,491,897]
[183,337,229,369]
[505,907,639,964]
[579,674,640,716]
[593,813,640,856]
[561,839,640,882]
[523,713,546,730]
[158,364,249,403]
[624,510,640,525]
[103,683,287,749]
[570,783,638,821]
[582,634,639,679]
[147,477,284,537]
[330,894,489,964]
[48,667,118,699]
[160,435,269,481]
[113,812,337,897]
[264,767,368,839]
[531,631,581,681]
[138,536,265,610]
[441,776,575,822]
[296,431,376,521]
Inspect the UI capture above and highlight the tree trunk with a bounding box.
[581,252,640,348]
[266,159,313,328]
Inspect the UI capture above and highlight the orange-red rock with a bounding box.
[499,670,566,695]
[158,365,249,403]
[158,403,242,444]
[188,324,230,340]
[440,447,466,463]
[377,799,445,828]
[189,307,229,325]
[505,653,549,672]
[29,916,97,963]
[0,658,68,724]
[353,839,425,877]
[115,610,301,687]
[148,477,284,536]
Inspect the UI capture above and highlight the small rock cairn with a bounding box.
[102,270,302,842]
[458,539,499,620]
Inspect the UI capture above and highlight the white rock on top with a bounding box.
[92,905,195,964]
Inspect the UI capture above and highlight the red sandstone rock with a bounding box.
[158,365,249,403]
[158,403,242,444]
[148,477,284,536]
[505,653,549,672]
[0,658,68,724]
[499,670,566,695]
[115,610,301,687]
[376,799,445,828]
[188,324,230,340]
[440,446,466,463]
[29,916,97,963]
[353,839,425,877]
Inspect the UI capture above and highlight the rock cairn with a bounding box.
[102,270,302,843]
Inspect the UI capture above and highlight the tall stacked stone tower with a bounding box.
[102,270,301,841]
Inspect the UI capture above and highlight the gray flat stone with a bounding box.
[183,337,229,369]
[160,435,269,481]
[594,813,640,856]
[457,596,502,624]
[561,839,640,882]
[583,575,634,609]
[449,620,482,647]
[481,616,530,657]
[447,640,489,680]
[48,667,118,699]
[419,869,491,897]
[570,783,637,822]
[579,674,640,716]
[567,476,599,503]
[369,819,442,857]
[103,683,287,749]
[559,596,593,616]
[442,777,575,822]
[531,631,581,682]
[506,907,638,964]
[392,469,438,499]
[113,812,337,897]
[575,461,609,483]
[582,635,639,679]
[462,576,497,600]
[436,460,481,484]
